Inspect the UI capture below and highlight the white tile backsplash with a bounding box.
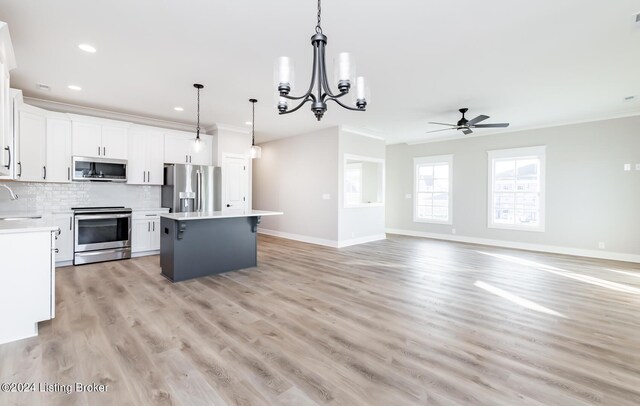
[0,182,160,213]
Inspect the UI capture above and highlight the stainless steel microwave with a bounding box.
[72,156,128,182]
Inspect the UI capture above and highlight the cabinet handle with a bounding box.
[54,248,59,253]
[190,155,192,163]
[186,155,188,163]
[148,221,151,232]
[153,222,155,232]
[43,166,47,180]
[98,146,101,156]
[67,167,70,180]
[147,171,150,182]
[17,162,22,177]
[69,217,72,230]
[3,146,10,169]
[103,146,106,156]
[143,171,146,183]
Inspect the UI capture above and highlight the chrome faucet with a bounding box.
[0,184,18,200]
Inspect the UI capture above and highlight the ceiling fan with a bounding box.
[427,108,510,135]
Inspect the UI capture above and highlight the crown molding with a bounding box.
[208,123,251,135]
[339,125,385,141]
[23,96,196,132]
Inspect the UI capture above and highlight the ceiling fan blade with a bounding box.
[467,115,489,126]
[462,128,473,135]
[472,123,510,128]
[426,128,457,134]
[427,122,457,127]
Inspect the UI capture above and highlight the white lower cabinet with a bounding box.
[0,229,56,344]
[132,209,167,254]
[53,212,74,263]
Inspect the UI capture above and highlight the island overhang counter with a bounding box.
[159,210,282,282]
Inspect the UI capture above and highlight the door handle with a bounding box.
[43,166,47,180]
[17,162,22,177]
[3,146,10,169]
[226,204,231,208]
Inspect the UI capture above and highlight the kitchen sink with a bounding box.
[0,215,43,221]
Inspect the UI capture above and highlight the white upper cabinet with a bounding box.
[128,126,164,185]
[46,116,72,183]
[164,131,212,166]
[71,116,129,160]
[17,105,47,182]
[0,22,16,178]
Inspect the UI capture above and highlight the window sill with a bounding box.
[413,218,452,225]
[488,223,545,232]
[344,203,385,209]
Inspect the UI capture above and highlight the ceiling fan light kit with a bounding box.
[276,0,368,121]
[427,108,510,136]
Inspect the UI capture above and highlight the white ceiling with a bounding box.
[0,0,639,144]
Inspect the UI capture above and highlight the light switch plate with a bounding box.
[322,194,331,200]
[624,164,631,171]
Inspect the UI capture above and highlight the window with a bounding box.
[413,155,453,224]
[488,146,546,231]
[343,154,385,208]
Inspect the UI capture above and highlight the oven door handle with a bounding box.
[75,214,132,220]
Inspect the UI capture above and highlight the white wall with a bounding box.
[0,181,160,213]
[338,128,386,243]
[386,115,640,261]
[253,127,340,243]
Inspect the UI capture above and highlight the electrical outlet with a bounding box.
[624,164,631,171]
[451,228,456,234]
[598,241,606,249]
[405,193,412,199]
[322,194,331,200]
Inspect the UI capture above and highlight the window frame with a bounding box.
[342,154,385,209]
[487,146,546,232]
[413,154,453,225]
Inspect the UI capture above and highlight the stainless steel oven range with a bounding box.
[73,206,132,265]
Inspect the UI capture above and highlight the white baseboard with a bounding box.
[337,234,386,248]
[132,250,159,258]
[386,228,640,264]
[258,229,386,249]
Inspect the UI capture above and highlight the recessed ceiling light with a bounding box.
[78,43,97,53]
[68,85,82,91]
[245,121,252,125]
[174,107,184,112]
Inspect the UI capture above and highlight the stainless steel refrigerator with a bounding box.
[162,164,222,213]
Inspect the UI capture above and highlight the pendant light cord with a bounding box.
[196,87,201,139]
[251,99,257,146]
[315,0,322,33]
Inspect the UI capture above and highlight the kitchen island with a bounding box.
[159,210,282,282]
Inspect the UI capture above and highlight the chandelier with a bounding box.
[193,83,204,151]
[249,98,261,159]
[276,0,368,121]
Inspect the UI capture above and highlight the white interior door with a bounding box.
[222,154,248,211]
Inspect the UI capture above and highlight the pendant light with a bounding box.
[249,99,261,159]
[193,83,204,151]
[275,0,367,121]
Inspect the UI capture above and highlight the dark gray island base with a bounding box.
[159,210,283,282]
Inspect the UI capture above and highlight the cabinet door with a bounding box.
[53,214,74,262]
[191,135,212,166]
[132,219,151,253]
[72,121,102,158]
[164,133,192,164]
[150,219,161,250]
[102,126,128,159]
[127,129,147,185]
[0,66,11,176]
[18,109,47,182]
[46,118,72,183]
[146,130,165,185]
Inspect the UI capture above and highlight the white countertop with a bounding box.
[161,210,283,221]
[0,215,59,235]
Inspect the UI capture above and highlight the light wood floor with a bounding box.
[1,234,640,405]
